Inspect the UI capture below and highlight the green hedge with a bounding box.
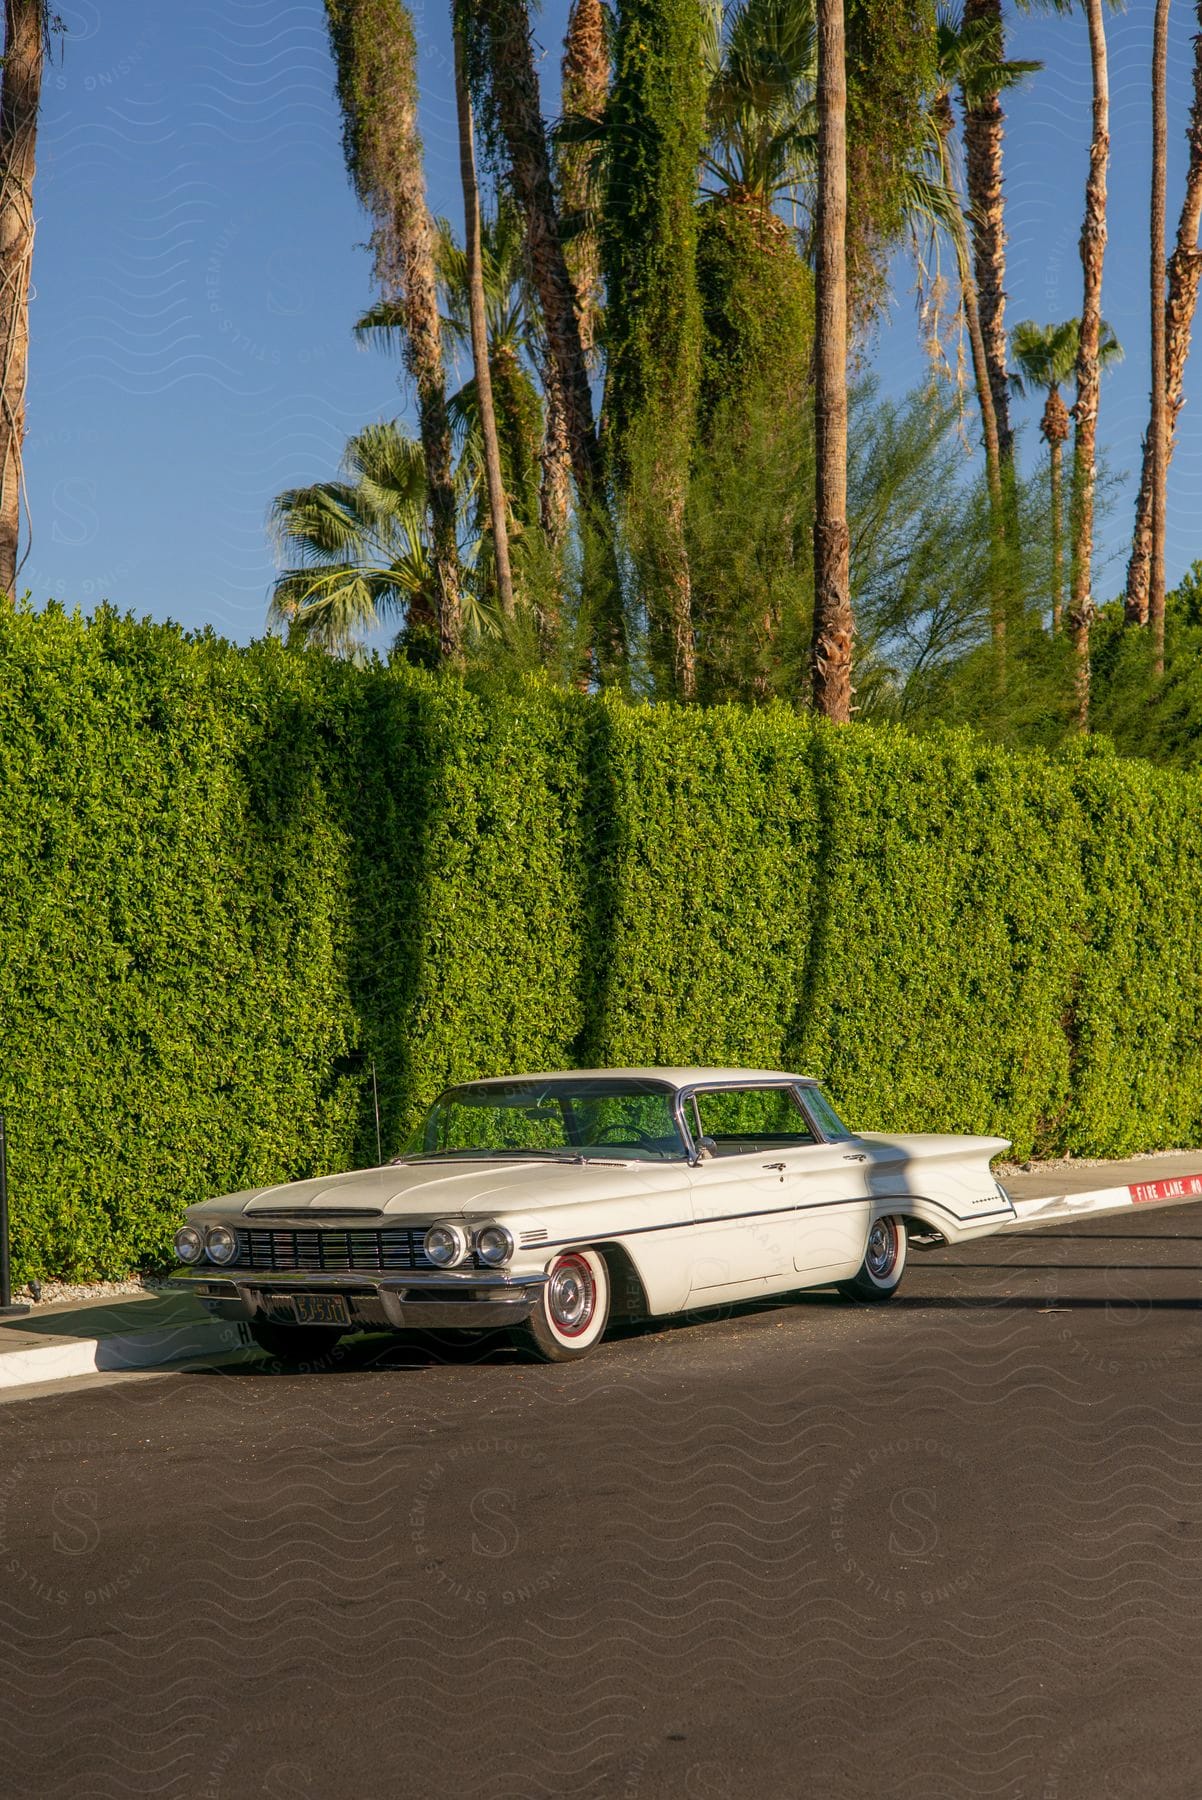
[1,607,1200,1283]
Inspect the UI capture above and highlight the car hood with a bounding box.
[193,1157,672,1221]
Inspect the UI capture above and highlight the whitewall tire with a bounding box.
[837,1215,907,1303]
[517,1248,611,1362]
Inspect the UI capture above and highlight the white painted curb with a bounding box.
[0,1317,254,1391]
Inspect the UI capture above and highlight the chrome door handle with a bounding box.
[842,1153,868,1162]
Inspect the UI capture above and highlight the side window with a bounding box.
[693,1087,817,1155]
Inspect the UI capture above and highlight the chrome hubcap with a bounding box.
[548,1257,594,1333]
[866,1220,898,1279]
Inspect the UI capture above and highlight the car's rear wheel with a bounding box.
[837,1215,907,1302]
[514,1249,611,1362]
[248,1320,345,1365]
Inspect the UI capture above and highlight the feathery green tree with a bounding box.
[696,0,816,428]
[603,0,710,700]
[844,0,939,323]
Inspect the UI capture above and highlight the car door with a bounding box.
[686,1148,797,1290]
[682,1084,849,1293]
[777,1140,872,1278]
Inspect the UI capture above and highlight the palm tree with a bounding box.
[558,0,609,358]
[1010,316,1121,632]
[900,14,1037,652]
[1126,0,1201,646]
[474,0,601,507]
[960,0,1014,467]
[701,0,816,212]
[324,0,462,661]
[927,82,1003,540]
[934,13,1038,469]
[0,2,57,599]
[1068,0,1111,728]
[269,423,494,660]
[358,210,545,545]
[269,424,442,660]
[810,0,852,721]
[452,4,514,619]
[1145,0,1171,675]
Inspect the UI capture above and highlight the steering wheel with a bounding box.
[592,1125,658,1148]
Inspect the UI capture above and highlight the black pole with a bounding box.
[0,1111,30,1316]
[371,1060,382,1165]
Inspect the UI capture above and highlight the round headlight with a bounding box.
[204,1225,238,1266]
[424,1221,470,1267]
[475,1224,514,1267]
[174,1226,204,1265]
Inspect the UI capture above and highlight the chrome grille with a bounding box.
[235,1226,435,1273]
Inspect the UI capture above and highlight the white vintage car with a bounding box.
[169,1067,1020,1362]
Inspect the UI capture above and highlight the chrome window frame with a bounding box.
[422,1075,694,1164]
[673,1078,837,1163]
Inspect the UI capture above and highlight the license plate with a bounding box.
[292,1293,350,1326]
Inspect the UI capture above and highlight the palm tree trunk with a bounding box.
[538,367,572,544]
[937,96,1004,540]
[1042,386,1070,632]
[664,483,696,702]
[810,0,852,722]
[0,1,44,600]
[560,0,608,358]
[963,255,1007,646]
[1125,0,1202,636]
[1068,0,1110,730]
[392,143,462,662]
[453,11,514,619]
[1050,436,1064,635]
[479,0,600,502]
[962,0,1013,468]
[936,93,1006,646]
[325,0,462,661]
[1147,0,1171,674]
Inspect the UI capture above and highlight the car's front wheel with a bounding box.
[514,1249,611,1362]
[837,1215,907,1302]
[248,1320,346,1365]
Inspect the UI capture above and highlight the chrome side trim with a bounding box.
[675,1077,840,1158]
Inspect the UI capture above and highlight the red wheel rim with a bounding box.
[546,1252,597,1338]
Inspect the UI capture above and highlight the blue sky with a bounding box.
[27,0,1202,641]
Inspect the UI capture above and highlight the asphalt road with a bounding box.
[5,1195,1202,1798]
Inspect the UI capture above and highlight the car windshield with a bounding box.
[404,1078,687,1163]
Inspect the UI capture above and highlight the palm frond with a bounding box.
[352,300,409,355]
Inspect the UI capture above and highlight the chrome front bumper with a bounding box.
[167,1266,548,1331]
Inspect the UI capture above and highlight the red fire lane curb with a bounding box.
[1130,1174,1202,1205]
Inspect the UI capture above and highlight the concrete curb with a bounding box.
[1008,1170,1202,1232]
[0,1316,253,1391]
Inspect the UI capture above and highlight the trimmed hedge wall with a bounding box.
[2,607,1200,1283]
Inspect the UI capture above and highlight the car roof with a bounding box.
[455,1068,819,1091]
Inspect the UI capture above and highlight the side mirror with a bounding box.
[692,1137,717,1164]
